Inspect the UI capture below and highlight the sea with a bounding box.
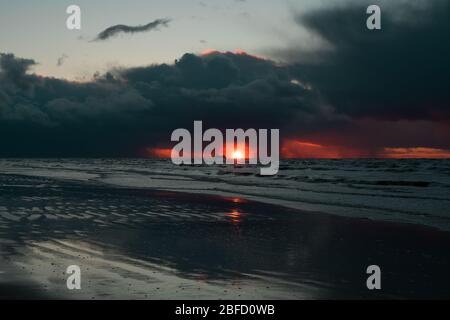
[1,158,449,230]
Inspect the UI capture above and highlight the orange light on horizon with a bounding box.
[145,144,252,160]
[282,139,450,159]
[281,140,344,158]
[281,139,377,158]
[144,141,450,160]
[383,147,450,159]
[145,147,171,158]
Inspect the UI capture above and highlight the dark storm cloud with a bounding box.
[286,0,450,121]
[94,18,170,41]
[0,53,36,89]
[0,51,335,156]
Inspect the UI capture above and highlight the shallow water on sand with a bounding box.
[0,174,450,299]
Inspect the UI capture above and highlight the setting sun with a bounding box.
[232,150,244,160]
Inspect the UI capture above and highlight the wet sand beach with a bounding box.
[1,173,450,299]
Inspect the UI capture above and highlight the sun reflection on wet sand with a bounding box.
[230,197,246,204]
[226,210,243,224]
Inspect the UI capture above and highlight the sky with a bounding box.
[0,0,449,158]
[0,0,321,80]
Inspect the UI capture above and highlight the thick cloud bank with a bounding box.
[0,51,335,156]
[289,0,450,121]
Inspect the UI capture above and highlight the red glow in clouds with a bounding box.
[282,140,450,159]
[146,148,171,158]
[281,140,369,159]
[382,147,450,159]
[201,49,267,61]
